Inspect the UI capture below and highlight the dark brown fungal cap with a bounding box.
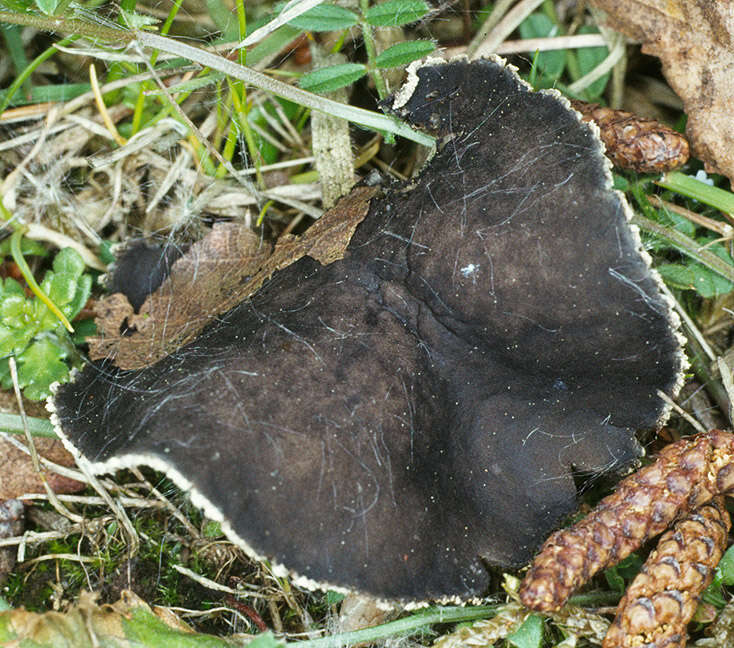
[51,57,684,601]
[106,241,184,312]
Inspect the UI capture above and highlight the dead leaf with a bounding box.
[0,589,246,647]
[89,223,269,369]
[254,184,378,270]
[89,185,379,370]
[338,593,391,634]
[0,437,84,500]
[591,0,734,182]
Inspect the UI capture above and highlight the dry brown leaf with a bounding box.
[591,0,734,182]
[337,593,391,634]
[0,437,84,500]
[255,184,378,269]
[0,589,245,647]
[89,185,379,370]
[89,223,269,369]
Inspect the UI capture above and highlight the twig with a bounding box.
[173,564,271,598]
[567,30,626,95]
[656,389,708,435]
[238,0,325,48]
[25,223,105,270]
[648,195,733,238]
[465,0,515,58]
[8,357,83,523]
[494,33,608,54]
[468,0,545,59]
[89,63,126,146]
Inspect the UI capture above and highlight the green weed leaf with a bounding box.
[14,338,70,401]
[239,631,285,648]
[0,323,36,358]
[34,0,58,15]
[604,553,644,592]
[72,318,97,345]
[0,237,47,258]
[37,248,92,328]
[703,542,734,607]
[0,280,37,355]
[576,25,610,99]
[202,520,223,538]
[287,4,359,31]
[715,543,734,586]
[0,248,92,399]
[120,9,160,29]
[518,13,565,81]
[506,614,543,648]
[375,40,435,68]
[325,590,346,605]
[365,0,429,26]
[0,278,26,300]
[656,238,734,298]
[299,63,367,93]
[657,261,734,298]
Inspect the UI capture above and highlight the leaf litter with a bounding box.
[90,186,377,370]
[591,0,734,184]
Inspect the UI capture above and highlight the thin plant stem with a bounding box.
[0,13,434,146]
[359,0,387,100]
[466,0,515,58]
[293,605,499,648]
[469,0,545,59]
[631,212,734,284]
[567,31,625,95]
[0,12,129,42]
[10,228,74,333]
[226,77,264,187]
[134,31,434,146]
[238,0,324,48]
[657,171,734,215]
[0,35,77,113]
[130,0,186,134]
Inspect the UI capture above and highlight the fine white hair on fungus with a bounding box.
[51,56,685,603]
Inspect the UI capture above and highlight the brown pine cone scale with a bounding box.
[570,100,690,174]
[519,432,730,612]
[520,430,734,648]
[603,497,730,648]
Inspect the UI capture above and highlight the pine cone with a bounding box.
[570,100,689,173]
[520,432,730,611]
[520,430,734,648]
[603,496,730,648]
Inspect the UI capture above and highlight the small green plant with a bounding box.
[701,542,734,608]
[293,0,436,97]
[506,613,544,648]
[0,246,93,400]
[518,11,610,98]
[629,171,734,299]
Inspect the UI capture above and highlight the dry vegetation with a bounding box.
[1,0,734,646]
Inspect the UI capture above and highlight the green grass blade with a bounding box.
[294,605,499,648]
[0,412,57,438]
[631,212,734,284]
[657,171,734,214]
